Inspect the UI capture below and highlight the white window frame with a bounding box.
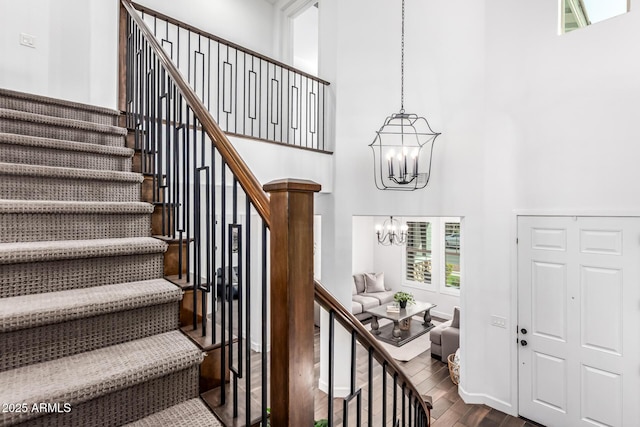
[440,217,461,297]
[401,217,461,296]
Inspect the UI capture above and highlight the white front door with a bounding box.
[518,216,640,427]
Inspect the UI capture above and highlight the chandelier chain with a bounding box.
[401,0,405,113]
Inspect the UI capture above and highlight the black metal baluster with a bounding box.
[393,374,398,427]
[261,223,268,426]
[273,67,284,142]
[207,38,212,110]
[322,83,326,150]
[305,76,309,148]
[185,102,191,290]
[298,73,303,147]
[201,163,211,337]
[229,177,240,418]
[243,53,246,137]
[210,140,217,345]
[194,162,201,331]
[219,157,227,405]
[368,347,373,427]
[244,197,251,427]
[402,383,406,427]
[383,362,388,426]
[265,62,270,141]
[328,310,335,426]
[258,59,262,140]
[234,48,238,134]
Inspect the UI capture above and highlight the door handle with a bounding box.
[521,328,528,335]
[520,340,528,347]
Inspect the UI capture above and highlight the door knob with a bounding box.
[521,328,528,335]
[520,340,528,347]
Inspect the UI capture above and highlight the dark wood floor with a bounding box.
[211,302,543,427]
[311,324,541,427]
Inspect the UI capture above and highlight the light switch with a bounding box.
[20,33,36,48]
[491,315,507,328]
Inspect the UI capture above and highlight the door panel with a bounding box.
[518,216,640,427]
[533,351,567,413]
[581,365,622,427]
[532,261,567,341]
[580,266,622,355]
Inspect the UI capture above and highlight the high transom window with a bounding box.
[561,0,630,34]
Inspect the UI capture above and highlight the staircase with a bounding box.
[0,88,222,426]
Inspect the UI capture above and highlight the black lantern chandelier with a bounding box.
[375,216,407,246]
[369,0,441,191]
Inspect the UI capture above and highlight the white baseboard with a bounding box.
[431,309,452,320]
[458,385,516,417]
[318,378,351,399]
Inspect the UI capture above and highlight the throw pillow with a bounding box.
[451,306,460,328]
[364,272,385,293]
[353,274,366,294]
[352,280,358,295]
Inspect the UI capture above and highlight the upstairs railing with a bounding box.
[119,1,431,425]
[132,1,330,153]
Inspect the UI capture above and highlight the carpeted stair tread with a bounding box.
[0,237,167,265]
[0,88,120,118]
[0,331,204,426]
[0,162,142,183]
[0,132,133,157]
[0,200,154,242]
[124,398,222,427]
[0,108,126,136]
[0,132,133,171]
[0,279,181,332]
[0,200,153,215]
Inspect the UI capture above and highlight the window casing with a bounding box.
[403,217,461,295]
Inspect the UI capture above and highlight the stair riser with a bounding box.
[11,367,199,427]
[132,151,155,174]
[0,144,131,171]
[0,253,164,298]
[0,175,140,202]
[1,303,179,372]
[0,95,118,126]
[0,119,124,147]
[0,214,151,242]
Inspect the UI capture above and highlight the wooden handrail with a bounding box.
[130,1,331,86]
[121,0,271,228]
[314,280,434,413]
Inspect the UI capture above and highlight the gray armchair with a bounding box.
[430,306,460,361]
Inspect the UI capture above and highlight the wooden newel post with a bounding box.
[264,179,321,427]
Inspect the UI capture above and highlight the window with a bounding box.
[444,222,460,291]
[403,218,461,294]
[561,0,630,34]
[405,221,432,284]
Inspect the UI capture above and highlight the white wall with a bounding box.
[351,216,374,274]
[0,0,277,109]
[135,0,277,59]
[230,135,333,193]
[292,4,318,75]
[0,0,117,108]
[317,0,640,416]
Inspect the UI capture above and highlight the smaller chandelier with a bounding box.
[375,216,408,246]
[369,0,441,191]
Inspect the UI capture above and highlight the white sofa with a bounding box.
[351,272,394,321]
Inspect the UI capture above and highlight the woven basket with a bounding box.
[447,353,460,385]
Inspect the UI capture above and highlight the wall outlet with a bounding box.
[491,315,507,328]
[20,33,36,49]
